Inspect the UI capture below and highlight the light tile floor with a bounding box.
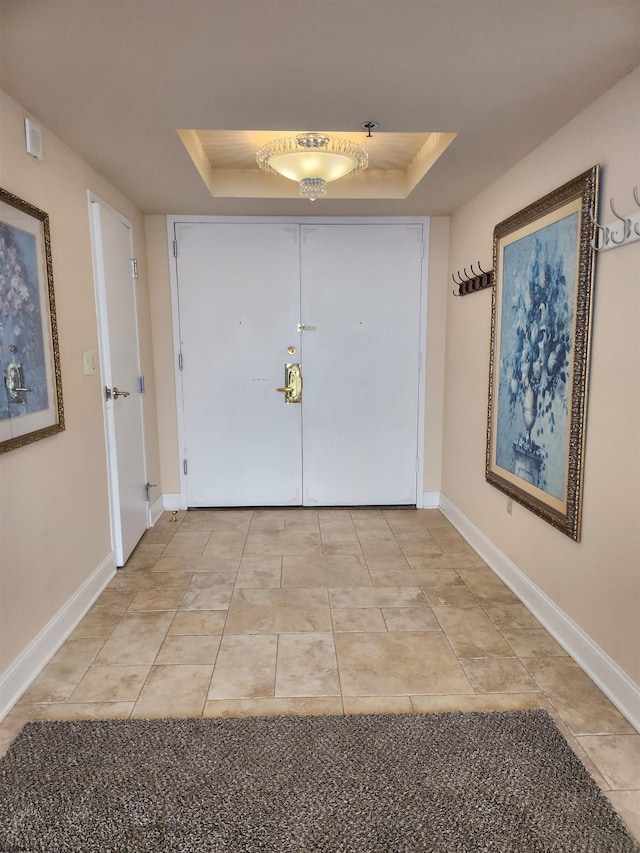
[1,508,638,839]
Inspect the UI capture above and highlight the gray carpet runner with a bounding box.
[0,709,637,852]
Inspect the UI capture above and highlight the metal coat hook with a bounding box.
[633,187,640,236]
[609,198,632,244]
[589,208,609,251]
[451,270,466,295]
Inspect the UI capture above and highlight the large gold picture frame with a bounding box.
[486,166,599,541]
[0,187,64,453]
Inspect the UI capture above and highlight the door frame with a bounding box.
[167,215,430,509]
[89,192,150,561]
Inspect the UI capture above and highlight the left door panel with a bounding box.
[176,223,302,507]
[90,200,148,564]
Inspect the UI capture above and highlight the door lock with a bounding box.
[276,363,302,403]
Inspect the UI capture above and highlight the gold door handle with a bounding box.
[276,364,302,403]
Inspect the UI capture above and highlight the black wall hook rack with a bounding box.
[452,263,494,296]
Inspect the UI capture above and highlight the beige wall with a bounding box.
[442,68,640,683]
[0,90,160,672]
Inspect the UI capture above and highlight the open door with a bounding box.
[90,197,148,564]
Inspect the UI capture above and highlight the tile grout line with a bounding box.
[202,510,252,711]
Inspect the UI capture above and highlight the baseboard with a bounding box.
[0,551,117,722]
[422,491,441,509]
[149,494,165,526]
[161,494,437,513]
[149,493,184,524]
[439,494,640,733]
[161,493,184,512]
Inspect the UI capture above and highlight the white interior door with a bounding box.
[90,199,148,564]
[175,220,424,508]
[176,223,302,506]
[300,224,423,505]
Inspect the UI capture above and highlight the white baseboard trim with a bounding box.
[149,493,184,525]
[149,495,165,527]
[422,491,441,509]
[161,493,184,512]
[0,551,117,722]
[439,494,640,733]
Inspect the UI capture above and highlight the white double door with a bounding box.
[175,221,425,507]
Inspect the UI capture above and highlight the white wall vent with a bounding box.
[25,118,44,161]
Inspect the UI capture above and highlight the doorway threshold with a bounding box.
[186,505,418,511]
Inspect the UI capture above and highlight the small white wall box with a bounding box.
[25,118,44,161]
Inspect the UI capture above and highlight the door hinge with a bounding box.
[416,458,420,473]
[173,239,178,258]
[178,352,183,371]
[131,258,138,279]
[420,240,425,258]
[139,375,145,393]
[183,459,188,475]
[145,482,156,502]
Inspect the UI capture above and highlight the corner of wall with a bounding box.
[423,216,450,495]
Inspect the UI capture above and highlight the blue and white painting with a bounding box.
[0,222,49,421]
[495,212,579,501]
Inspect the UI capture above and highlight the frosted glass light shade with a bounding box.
[268,150,359,183]
[256,133,368,199]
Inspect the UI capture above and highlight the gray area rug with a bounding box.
[0,709,637,852]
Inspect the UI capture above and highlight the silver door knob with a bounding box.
[112,387,130,399]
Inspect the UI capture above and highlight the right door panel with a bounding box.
[300,224,423,506]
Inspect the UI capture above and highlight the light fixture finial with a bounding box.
[299,177,327,201]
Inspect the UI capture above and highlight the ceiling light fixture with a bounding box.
[256,133,368,201]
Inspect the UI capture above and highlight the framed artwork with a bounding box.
[0,187,64,453]
[486,166,599,541]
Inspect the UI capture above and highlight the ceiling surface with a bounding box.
[1,0,639,217]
